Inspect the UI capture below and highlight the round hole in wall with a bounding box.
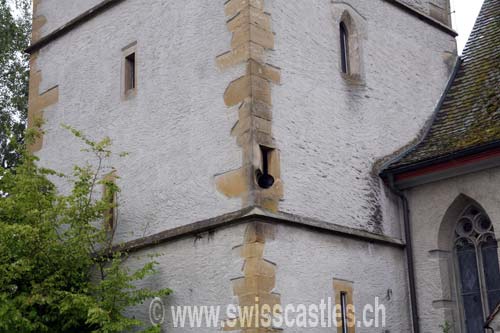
[257,173,275,189]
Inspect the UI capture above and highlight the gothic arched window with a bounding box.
[339,22,349,74]
[455,205,500,332]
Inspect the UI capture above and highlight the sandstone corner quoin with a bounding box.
[215,0,283,213]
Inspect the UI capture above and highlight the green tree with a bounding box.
[0,127,171,332]
[0,0,31,168]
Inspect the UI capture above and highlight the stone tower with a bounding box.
[28,0,457,331]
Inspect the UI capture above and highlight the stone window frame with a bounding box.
[333,279,355,333]
[122,41,138,99]
[331,4,366,84]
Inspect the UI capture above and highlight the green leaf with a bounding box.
[0,127,171,332]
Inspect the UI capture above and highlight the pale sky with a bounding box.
[450,0,485,54]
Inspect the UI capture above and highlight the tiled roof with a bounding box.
[387,0,500,170]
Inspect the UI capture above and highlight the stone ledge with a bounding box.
[113,206,405,253]
[26,0,126,54]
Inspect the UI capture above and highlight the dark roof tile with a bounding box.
[387,0,500,170]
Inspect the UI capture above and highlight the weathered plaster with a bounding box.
[265,223,411,332]
[123,223,248,332]
[400,0,451,25]
[35,0,103,38]
[121,220,410,332]
[267,0,456,236]
[33,0,457,242]
[34,0,244,243]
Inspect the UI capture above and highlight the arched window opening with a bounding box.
[454,206,500,332]
[340,22,349,74]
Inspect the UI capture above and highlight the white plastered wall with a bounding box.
[35,0,456,243]
[267,0,456,236]
[123,222,411,332]
[35,0,245,243]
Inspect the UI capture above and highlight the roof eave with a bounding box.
[383,0,458,37]
[381,141,500,189]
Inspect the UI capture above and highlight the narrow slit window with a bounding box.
[256,145,275,189]
[124,52,136,92]
[340,22,349,74]
[333,279,354,333]
[103,178,117,231]
[340,292,348,333]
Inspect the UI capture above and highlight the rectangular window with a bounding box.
[125,52,136,92]
[122,41,137,97]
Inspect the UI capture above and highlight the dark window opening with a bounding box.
[256,146,275,189]
[340,22,349,74]
[340,291,348,333]
[125,52,136,92]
